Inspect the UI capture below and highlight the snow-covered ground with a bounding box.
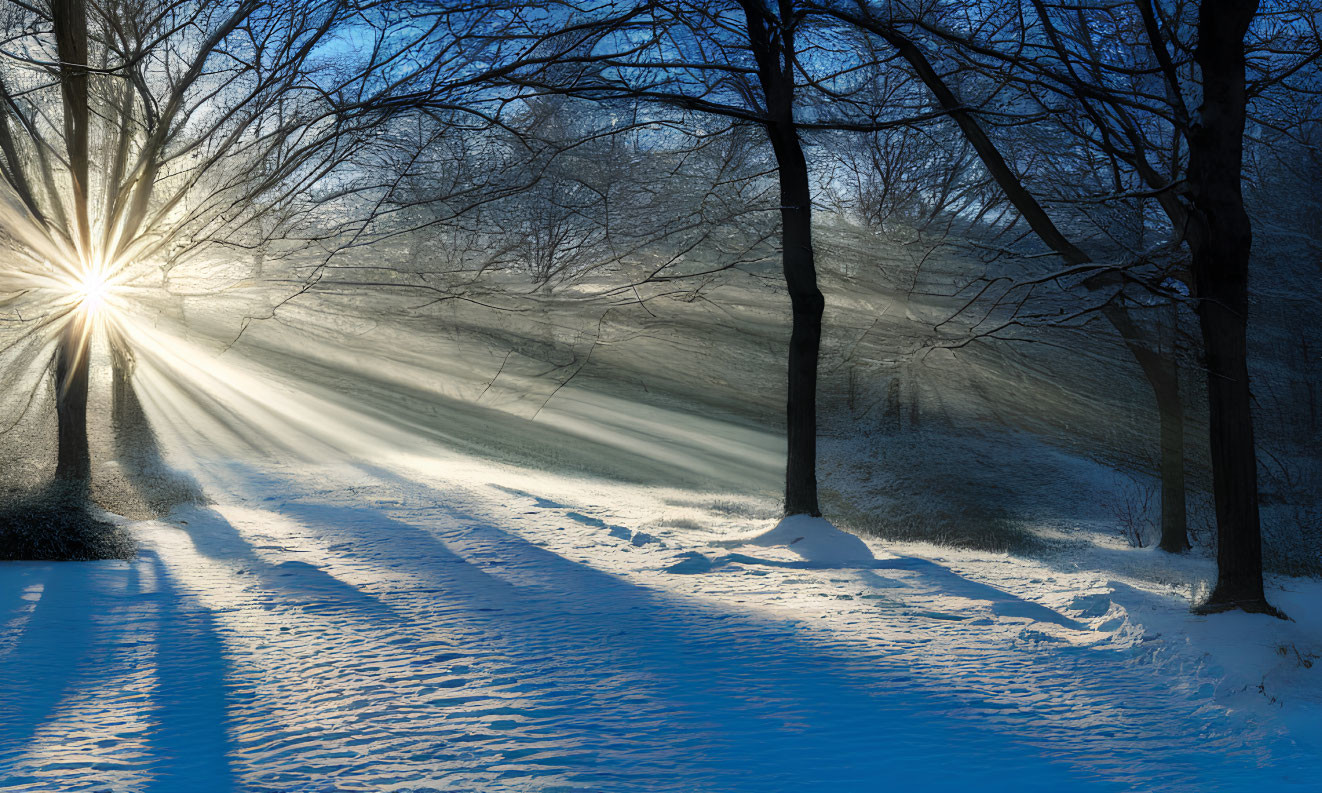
[2,447,1319,792]
[2,271,1319,792]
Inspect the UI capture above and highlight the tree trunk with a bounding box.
[883,376,901,433]
[1193,272,1267,610]
[775,146,824,516]
[1151,354,1188,552]
[110,336,136,442]
[741,1,824,516]
[1187,0,1276,615]
[50,0,93,495]
[52,0,91,258]
[1103,305,1189,551]
[54,315,91,489]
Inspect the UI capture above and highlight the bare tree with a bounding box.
[815,0,1321,612]
[814,5,1194,553]
[494,0,949,516]
[0,0,486,497]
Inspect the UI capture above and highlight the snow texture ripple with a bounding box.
[0,462,1315,792]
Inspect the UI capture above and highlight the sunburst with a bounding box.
[74,269,112,316]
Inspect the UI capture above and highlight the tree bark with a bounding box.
[742,1,824,516]
[54,315,91,489]
[1154,362,1189,552]
[1186,0,1276,614]
[1192,272,1266,609]
[775,138,824,515]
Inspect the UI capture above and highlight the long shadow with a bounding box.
[243,464,1238,792]
[265,499,991,788]
[137,550,236,793]
[695,552,1085,629]
[146,460,1316,790]
[0,560,49,622]
[112,380,400,624]
[0,555,235,792]
[0,563,97,762]
[172,505,404,626]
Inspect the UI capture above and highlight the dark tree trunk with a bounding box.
[1192,273,1267,610]
[1187,0,1276,615]
[883,377,901,433]
[775,147,824,515]
[54,316,91,489]
[50,0,93,495]
[1103,305,1189,551]
[52,0,91,256]
[1154,363,1189,552]
[740,1,819,515]
[741,1,824,516]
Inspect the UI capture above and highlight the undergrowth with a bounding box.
[0,481,136,561]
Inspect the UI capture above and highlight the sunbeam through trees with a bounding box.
[0,1,1319,790]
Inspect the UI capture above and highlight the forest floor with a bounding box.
[1,450,1319,792]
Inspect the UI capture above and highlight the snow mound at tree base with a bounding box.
[744,514,875,563]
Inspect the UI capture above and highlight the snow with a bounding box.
[2,451,1319,791]
[740,514,875,562]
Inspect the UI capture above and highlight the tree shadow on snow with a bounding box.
[0,553,235,793]
[170,504,404,626]
[698,551,1085,630]
[201,462,1247,792]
